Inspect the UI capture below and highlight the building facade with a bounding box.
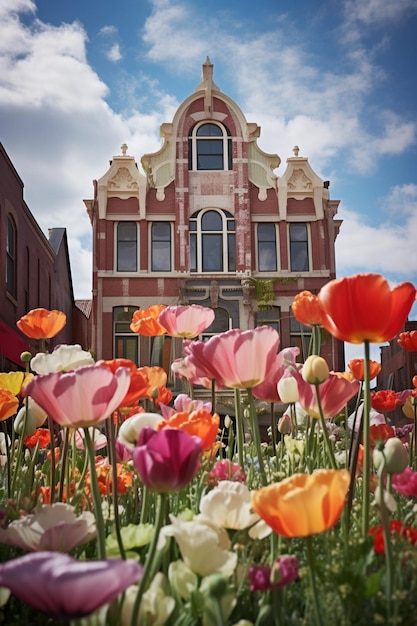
[0,143,89,370]
[85,59,344,379]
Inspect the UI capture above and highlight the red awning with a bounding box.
[0,319,30,367]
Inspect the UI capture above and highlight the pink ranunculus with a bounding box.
[158,304,215,339]
[392,467,417,498]
[21,365,131,428]
[252,347,300,403]
[294,369,360,419]
[132,427,203,492]
[200,326,280,389]
[0,551,143,618]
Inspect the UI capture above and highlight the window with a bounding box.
[256,306,281,332]
[289,223,309,271]
[200,307,230,341]
[257,223,278,271]
[188,122,232,171]
[290,316,312,362]
[151,222,171,271]
[6,215,16,297]
[113,306,139,363]
[190,209,235,273]
[117,222,137,272]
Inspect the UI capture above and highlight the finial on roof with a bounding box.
[292,145,300,157]
[121,143,128,156]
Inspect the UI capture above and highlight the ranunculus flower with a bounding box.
[199,481,259,530]
[208,459,246,485]
[317,273,416,344]
[21,365,131,428]
[369,520,417,554]
[291,290,326,326]
[295,370,360,420]
[371,389,401,413]
[130,304,167,336]
[251,469,350,537]
[0,503,96,552]
[0,551,143,618]
[0,389,19,421]
[392,467,417,498]
[132,428,202,492]
[16,308,66,340]
[348,358,381,381]
[160,515,237,577]
[30,344,95,374]
[158,304,215,338]
[158,409,220,450]
[201,326,280,389]
[398,330,417,352]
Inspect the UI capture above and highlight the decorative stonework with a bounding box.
[108,167,139,192]
[287,169,313,191]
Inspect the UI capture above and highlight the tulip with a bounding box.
[158,409,220,450]
[118,412,164,449]
[208,459,246,485]
[252,347,300,403]
[251,469,350,537]
[16,308,66,340]
[0,388,19,421]
[130,304,167,336]
[398,330,417,352]
[97,358,151,408]
[158,304,215,338]
[348,358,381,381]
[317,273,416,344]
[302,355,329,385]
[0,551,143,618]
[30,344,95,374]
[373,438,409,475]
[291,290,326,327]
[296,370,360,420]
[0,371,26,395]
[132,427,202,492]
[277,374,299,404]
[21,365,131,428]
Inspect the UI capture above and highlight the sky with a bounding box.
[1,0,416,364]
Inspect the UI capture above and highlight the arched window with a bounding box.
[188,122,232,171]
[151,222,172,271]
[117,222,137,272]
[189,209,235,273]
[289,223,309,271]
[257,223,278,271]
[6,215,16,297]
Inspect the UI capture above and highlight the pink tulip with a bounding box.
[132,427,202,492]
[294,369,360,419]
[159,393,212,419]
[252,347,300,403]
[0,551,142,618]
[158,304,215,338]
[199,326,280,389]
[21,365,131,428]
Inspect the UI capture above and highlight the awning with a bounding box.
[0,319,30,367]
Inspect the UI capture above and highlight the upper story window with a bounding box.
[257,223,278,272]
[151,222,172,271]
[190,209,235,273]
[6,215,16,297]
[188,122,232,171]
[117,222,137,272]
[289,223,309,272]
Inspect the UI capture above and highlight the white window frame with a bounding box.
[149,221,173,272]
[189,122,231,171]
[189,209,235,273]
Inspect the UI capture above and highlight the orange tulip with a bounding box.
[317,274,416,344]
[251,469,350,537]
[398,330,417,352]
[130,305,167,336]
[97,359,150,408]
[291,290,326,327]
[348,358,381,382]
[0,389,19,421]
[139,366,167,400]
[16,308,66,340]
[158,409,220,450]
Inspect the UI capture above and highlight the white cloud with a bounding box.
[99,25,118,36]
[107,43,122,62]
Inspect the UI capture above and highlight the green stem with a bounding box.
[247,388,267,486]
[305,535,324,626]
[234,389,245,469]
[83,428,106,559]
[106,417,126,559]
[362,340,371,538]
[314,383,337,470]
[376,456,393,622]
[58,427,70,502]
[130,492,167,626]
[10,397,30,497]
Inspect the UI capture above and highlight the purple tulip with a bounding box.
[0,552,143,618]
[132,427,202,492]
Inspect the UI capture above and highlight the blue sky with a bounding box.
[1,0,416,362]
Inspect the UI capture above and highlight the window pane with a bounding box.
[152,222,170,240]
[290,224,308,271]
[202,308,229,335]
[190,233,197,271]
[202,211,222,230]
[152,241,171,271]
[196,124,222,136]
[197,153,223,170]
[115,337,138,363]
[290,224,307,241]
[228,233,236,271]
[118,242,137,271]
[118,222,137,241]
[202,234,223,271]
[259,242,277,271]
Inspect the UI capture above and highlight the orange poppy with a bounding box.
[348,358,381,382]
[130,305,167,336]
[154,386,173,407]
[0,389,19,421]
[138,366,167,400]
[291,290,326,327]
[158,409,220,450]
[16,308,66,340]
[23,428,51,449]
[317,274,416,344]
[251,469,350,537]
[370,390,400,413]
[398,330,417,352]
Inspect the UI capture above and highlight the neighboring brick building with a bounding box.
[0,143,90,370]
[85,58,344,379]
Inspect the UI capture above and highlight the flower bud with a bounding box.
[373,437,409,474]
[302,355,329,385]
[278,413,292,435]
[14,406,36,436]
[277,376,299,404]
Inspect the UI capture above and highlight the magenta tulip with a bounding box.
[0,551,143,618]
[132,427,203,492]
[293,369,360,419]
[158,304,215,338]
[21,365,131,428]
